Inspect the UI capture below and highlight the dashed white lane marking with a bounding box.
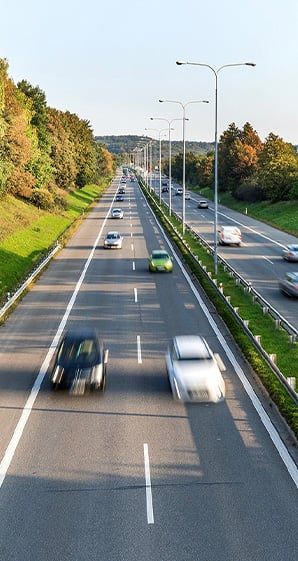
[144,443,154,524]
[137,335,142,364]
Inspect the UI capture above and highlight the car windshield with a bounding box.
[153,252,169,260]
[58,338,99,364]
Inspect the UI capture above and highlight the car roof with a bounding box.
[173,335,211,360]
[62,327,100,343]
[221,225,240,231]
[151,249,169,256]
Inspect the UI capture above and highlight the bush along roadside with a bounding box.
[139,178,298,440]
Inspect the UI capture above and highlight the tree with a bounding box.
[218,122,261,195]
[257,133,298,201]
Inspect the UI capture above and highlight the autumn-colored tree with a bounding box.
[0,59,35,198]
[218,122,262,195]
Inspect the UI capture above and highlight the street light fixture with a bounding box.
[176,60,256,273]
[159,99,209,234]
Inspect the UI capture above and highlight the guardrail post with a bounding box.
[287,377,296,391]
[269,353,277,364]
[255,335,262,345]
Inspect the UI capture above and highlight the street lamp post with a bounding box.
[150,117,185,216]
[145,127,168,203]
[176,60,256,273]
[159,99,209,234]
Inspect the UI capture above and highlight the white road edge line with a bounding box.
[143,443,154,524]
[0,202,114,490]
[144,192,298,489]
[137,335,142,364]
[134,288,138,303]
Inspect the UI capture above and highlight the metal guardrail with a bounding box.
[141,180,298,405]
[0,244,61,320]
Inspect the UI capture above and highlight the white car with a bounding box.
[175,187,183,196]
[165,335,225,403]
[185,191,191,200]
[282,244,298,261]
[111,208,124,219]
[218,226,242,246]
[104,231,123,249]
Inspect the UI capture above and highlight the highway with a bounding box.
[0,175,297,561]
[157,181,298,330]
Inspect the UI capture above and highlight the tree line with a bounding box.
[164,122,298,203]
[0,58,116,210]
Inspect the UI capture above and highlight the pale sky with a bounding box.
[1,0,298,144]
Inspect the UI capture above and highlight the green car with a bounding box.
[148,249,173,272]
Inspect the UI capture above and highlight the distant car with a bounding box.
[50,328,109,394]
[166,335,225,403]
[198,200,209,209]
[120,178,127,183]
[130,175,135,182]
[218,226,242,246]
[162,186,169,193]
[279,272,298,297]
[161,179,169,186]
[282,244,298,262]
[116,194,124,202]
[185,191,191,200]
[118,186,126,194]
[148,249,173,272]
[111,208,124,219]
[175,187,183,196]
[104,231,123,249]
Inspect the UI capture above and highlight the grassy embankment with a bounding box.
[0,179,111,305]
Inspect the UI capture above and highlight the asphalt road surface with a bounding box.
[0,176,297,561]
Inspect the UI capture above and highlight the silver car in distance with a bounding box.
[166,335,225,403]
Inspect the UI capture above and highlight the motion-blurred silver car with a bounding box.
[279,272,298,297]
[218,226,242,246]
[104,231,123,249]
[111,208,124,219]
[198,200,209,209]
[165,335,225,403]
[281,244,298,261]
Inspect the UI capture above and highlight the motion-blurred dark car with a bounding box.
[50,328,109,394]
[281,244,298,262]
[279,272,298,297]
[116,194,124,202]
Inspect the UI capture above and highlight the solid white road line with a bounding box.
[134,288,138,303]
[132,261,135,271]
[143,443,154,524]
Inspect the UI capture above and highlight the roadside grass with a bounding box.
[142,182,298,438]
[0,178,111,303]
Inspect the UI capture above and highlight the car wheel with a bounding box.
[51,381,59,391]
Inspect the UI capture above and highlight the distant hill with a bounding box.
[95,135,214,158]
